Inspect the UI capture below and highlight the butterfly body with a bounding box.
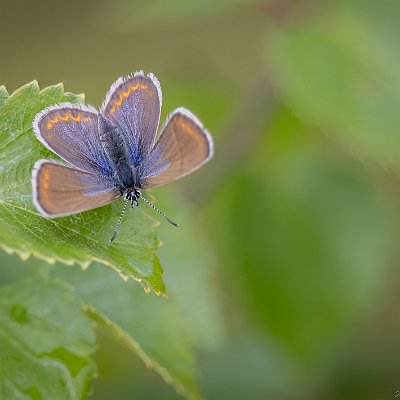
[98,114,142,193]
[32,71,213,240]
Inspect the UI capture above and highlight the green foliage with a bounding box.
[0,81,165,296]
[53,264,199,400]
[0,275,96,399]
[0,82,210,399]
[2,1,400,399]
[266,2,400,170]
[214,118,393,359]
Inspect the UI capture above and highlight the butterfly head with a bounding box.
[124,188,141,208]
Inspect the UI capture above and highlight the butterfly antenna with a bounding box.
[139,194,179,227]
[109,198,129,243]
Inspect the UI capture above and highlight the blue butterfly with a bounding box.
[32,71,213,242]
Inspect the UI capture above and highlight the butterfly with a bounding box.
[32,71,213,242]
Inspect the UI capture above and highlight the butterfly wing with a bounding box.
[101,71,161,164]
[33,103,113,175]
[32,160,120,217]
[140,108,213,189]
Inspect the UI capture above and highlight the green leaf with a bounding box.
[54,263,200,400]
[0,275,96,399]
[0,81,166,295]
[49,197,223,400]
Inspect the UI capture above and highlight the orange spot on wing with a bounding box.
[41,167,50,192]
[178,118,195,134]
[46,112,92,130]
[110,83,149,113]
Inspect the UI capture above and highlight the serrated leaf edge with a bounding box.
[86,306,200,400]
[0,203,166,297]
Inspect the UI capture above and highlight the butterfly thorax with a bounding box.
[98,114,142,192]
[113,161,142,193]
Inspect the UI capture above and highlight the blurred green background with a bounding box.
[1,0,400,399]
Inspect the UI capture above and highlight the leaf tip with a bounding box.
[0,85,9,97]
[30,80,40,91]
[80,261,91,270]
[143,286,151,294]
[52,82,65,92]
[120,273,130,282]
[20,252,30,261]
[77,92,85,102]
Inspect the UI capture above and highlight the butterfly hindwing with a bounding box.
[32,160,120,217]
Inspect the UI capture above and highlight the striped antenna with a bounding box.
[139,194,179,227]
[109,198,129,243]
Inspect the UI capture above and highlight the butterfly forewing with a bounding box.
[33,161,120,217]
[140,107,213,189]
[33,103,113,175]
[101,71,161,164]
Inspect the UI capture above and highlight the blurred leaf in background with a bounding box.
[2,0,400,399]
[266,0,400,171]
